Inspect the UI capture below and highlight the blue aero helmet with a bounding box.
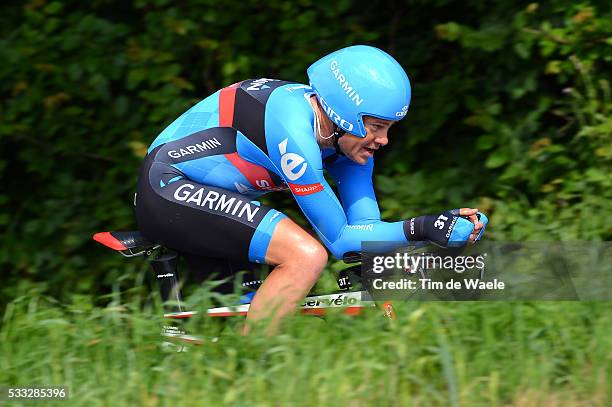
[307,45,411,137]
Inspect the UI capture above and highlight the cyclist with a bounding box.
[135,45,485,333]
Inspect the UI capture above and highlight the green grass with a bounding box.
[1,286,610,406]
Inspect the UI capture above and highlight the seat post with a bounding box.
[150,250,198,342]
[150,251,184,313]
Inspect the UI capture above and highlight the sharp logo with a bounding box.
[247,78,278,91]
[289,182,323,196]
[278,139,307,181]
[319,95,354,132]
[167,138,222,159]
[174,184,260,222]
[330,60,364,106]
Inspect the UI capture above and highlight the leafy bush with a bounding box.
[0,1,610,302]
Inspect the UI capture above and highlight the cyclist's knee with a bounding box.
[293,239,328,272]
[266,218,327,267]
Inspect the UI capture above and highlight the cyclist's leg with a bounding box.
[244,217,328,333]
[136,153,328,333]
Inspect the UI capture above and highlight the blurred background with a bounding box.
[1,0,611,303]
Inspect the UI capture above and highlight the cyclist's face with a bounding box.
[339,116,395,164]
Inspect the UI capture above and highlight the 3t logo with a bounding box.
[278,139,307,181]
[434,214,448,230]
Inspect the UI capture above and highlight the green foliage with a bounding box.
[0,1,611,302]
[379,1,612,242]
[2,292,611,405]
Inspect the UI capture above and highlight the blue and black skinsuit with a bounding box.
[135,78,409,267]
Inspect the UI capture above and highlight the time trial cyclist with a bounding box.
[134,45,486,333]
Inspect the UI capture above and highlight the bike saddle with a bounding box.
[93,230,159,257]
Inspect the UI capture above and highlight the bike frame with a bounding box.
[93,230,396,345]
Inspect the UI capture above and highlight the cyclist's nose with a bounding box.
[375,132,389,147]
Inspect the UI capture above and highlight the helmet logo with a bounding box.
[319,96,354,132]
[330,60,364,106]
[395,105,409,117]
[278,139,307,181]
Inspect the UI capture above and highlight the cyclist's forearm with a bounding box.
[322,220,408,259]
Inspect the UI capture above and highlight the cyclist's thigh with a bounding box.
[263,217,328,266]
[135,155,285,264]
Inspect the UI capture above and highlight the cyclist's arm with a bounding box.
[325,153,408,254]
[262,88,407,259]
[325,153,381,223]
[270,139,407,259]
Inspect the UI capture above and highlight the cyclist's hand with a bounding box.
[403,208,488,248]
[460,208,484,243]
